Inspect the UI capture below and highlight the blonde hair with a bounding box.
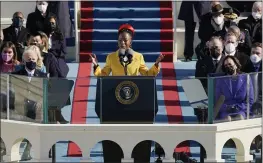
[23,45,44,70]
[38,31,49,52]
[28,31,49,52]
[227,26,241,40]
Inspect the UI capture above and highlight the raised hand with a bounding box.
[89,53,98,66]
[155,54,165,64]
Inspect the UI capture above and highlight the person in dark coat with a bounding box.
[226,1,256,13]
[195,36,225,91]
[44,15,69,78]
[178,1,211,61]
[197,3,228,60]
[3,12,28,62]
[223,32,254,73]
[238,2,262,43]
[47,1,74,38]
[227,25,252,55]
[215,56,254,121]
[249,43,262,117]
[250,42,262,72]
[26,1,56,36]
[27,31,58,77]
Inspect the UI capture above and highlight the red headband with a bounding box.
[118,24,135,35]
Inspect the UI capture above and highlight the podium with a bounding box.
[95,76,158,124]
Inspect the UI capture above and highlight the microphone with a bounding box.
[118,48,126,67]
[125,48,134,64]
[214,95,225,119]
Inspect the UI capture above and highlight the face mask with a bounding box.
[225,43,236,54]
[25,61,36,70]
[49,24,56,31]
[1,53,12,62]
[213,16,224,25]
[13,18,23,28]
[252,12,262,20]
[37,4,48,13]
[225,66,236,75]
[210,49,221,59]
[250,54,262,63]
[35,43,44,52]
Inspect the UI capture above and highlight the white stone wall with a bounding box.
[1,118,261,162]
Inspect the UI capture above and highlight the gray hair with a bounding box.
[253,1,262,10]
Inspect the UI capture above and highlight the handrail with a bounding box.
[74,1,80,63]
[172,1,177,62]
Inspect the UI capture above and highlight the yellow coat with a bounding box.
[94,50,160,76]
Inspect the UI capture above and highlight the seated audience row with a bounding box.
[195,2,261,61]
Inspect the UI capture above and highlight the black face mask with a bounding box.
[225,66,236,75]
[47,23,56,32]
[210,49,221,59]
[13,18,23,28]
[25,61,36,70]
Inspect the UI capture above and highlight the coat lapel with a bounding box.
[215,55,225,73]
[235,75,245,96]
[223,77,233,95]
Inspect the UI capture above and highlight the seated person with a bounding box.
[0,41,20,73]
[15,45,46,73]
[44,15,69,77]
[28,31,58,77]
[227,25,252,55]
[3,12,28,62]
[197,3,227,60]
[238,1,262,43]
[223,32,254,72]
[250,42,262,116]
[26,1,55,35]
[195,36,225,91]
[12,45,46,77]
[250,42,262,72]
[215,56,254,121]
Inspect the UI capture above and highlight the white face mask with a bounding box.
[252,12,262,20]
[250,54,262,63]
[213,16,224,25]
[37,4,48,13]
[225,43,236,54]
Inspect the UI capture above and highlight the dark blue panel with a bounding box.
[93,1,160,8]
[88,40,161,51]
[67,0,75,46]
[90,30,161,40]
[91,9,161,19]
[91,19,161,30]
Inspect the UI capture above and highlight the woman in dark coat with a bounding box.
[44,15,69,78]
[47,1,74,38]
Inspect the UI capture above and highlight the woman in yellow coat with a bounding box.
[89,24,165,163]
[90,24,164,76]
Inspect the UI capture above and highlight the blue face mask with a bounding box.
[25,61,36,70]
[13,18,23,28]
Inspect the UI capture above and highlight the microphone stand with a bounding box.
[124,64,128,76]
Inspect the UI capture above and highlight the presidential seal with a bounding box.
[115,81,139,105]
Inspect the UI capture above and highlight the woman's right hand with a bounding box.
[89,53,98,66]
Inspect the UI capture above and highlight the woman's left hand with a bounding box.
[155,54,165,64]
